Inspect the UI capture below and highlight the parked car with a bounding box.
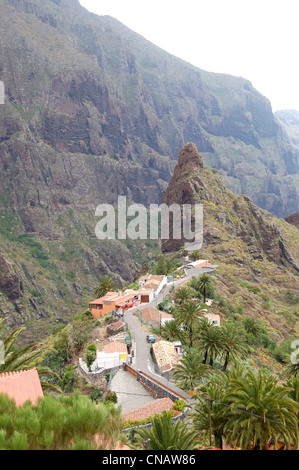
[146,335,156,344]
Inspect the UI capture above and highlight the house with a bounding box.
[138,290,154,304]
[140,306,174,327]
[204,313,221,327]
[106,320,126,336]
[123,397,174,422]
[186,259,212,269]
[138,274,167,300]
[95,341,128,370]
[89,290,140,318]
[152,340,180,373]
[173,341,184,357]
[0,369,44,407]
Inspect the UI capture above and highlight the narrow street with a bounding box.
[122,266,213,403]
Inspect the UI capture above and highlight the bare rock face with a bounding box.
[162,143,299,273]
[0,0,299,329]
[0,0,298,235]
[162,143,204,252]
[0,253,23,301]
[285,213,299,230]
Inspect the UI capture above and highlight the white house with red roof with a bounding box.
[95,341,128,370]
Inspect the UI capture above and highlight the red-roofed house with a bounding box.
[138,274,167,303]
[152,340,180,373]
[140,307,174,327]
[0,369,44,407]
[89,290,140,318]
[95,341,128,370]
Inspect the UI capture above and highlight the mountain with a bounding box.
[0,0,299,337]
[162,143,299,342]
[275,110,299,231]
[275,109,299,153]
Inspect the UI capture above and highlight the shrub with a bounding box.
[173,399,187,412]
[86,349,96,370]
[60,366,79,393]
[285,290,298,305]
[229,287,237,295]
[87,343,97,353]
[274,347,288,363]
[259,333,276,351]
[89,389,103,403]
[104,391,118,404]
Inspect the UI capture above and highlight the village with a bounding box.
[1,251,297,451]
[86,260,218,372]
[0,255,221,442]
[76,257,220,429]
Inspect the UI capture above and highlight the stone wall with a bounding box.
[136,370,183,402]
[78,358,107,384]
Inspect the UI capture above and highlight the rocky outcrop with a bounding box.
[0,0,299,328]
[285,213,299,230]
[0,253,23,301]
[275,110,299,153]
[162,143,299,274]
[0,0,298,231]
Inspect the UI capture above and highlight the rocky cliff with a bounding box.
[162,143,299,272]
[285,213,299,230]
[0,0,298,229]
[0,0,299,335]
[162,143,299,338]
[275,109,299,153]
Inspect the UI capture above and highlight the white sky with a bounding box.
[79,0,299,112]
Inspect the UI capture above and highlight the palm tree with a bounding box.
[173,349,210,391]
[195,273,213,304]
[132,411,202,450]
[197,324,224,367]
[242,317,263,338]
[223,369,299,450]
[176,300,205,348]
[285,359,299,379]
[94,275,116,298]
[285,376,299,405]
[160,320,182,342]
[221,323,247,372]
[193,370,231,449]
[0,319,61,393]
[173,286,193,305]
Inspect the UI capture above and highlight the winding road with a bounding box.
[123,266,215,402]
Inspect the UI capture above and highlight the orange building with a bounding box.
[89,291,139,318]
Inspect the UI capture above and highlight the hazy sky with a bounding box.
[79,0,299,112]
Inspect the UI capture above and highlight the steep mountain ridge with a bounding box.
[0,0,298,336]
[162,143,299,340]
[275,109,299,153]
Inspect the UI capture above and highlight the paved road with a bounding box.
[110,370,155,414]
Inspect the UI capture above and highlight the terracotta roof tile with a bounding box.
[103,341,128,354]
[152,341,180,372]
[123,397,174,421]
[0,369,44,407]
